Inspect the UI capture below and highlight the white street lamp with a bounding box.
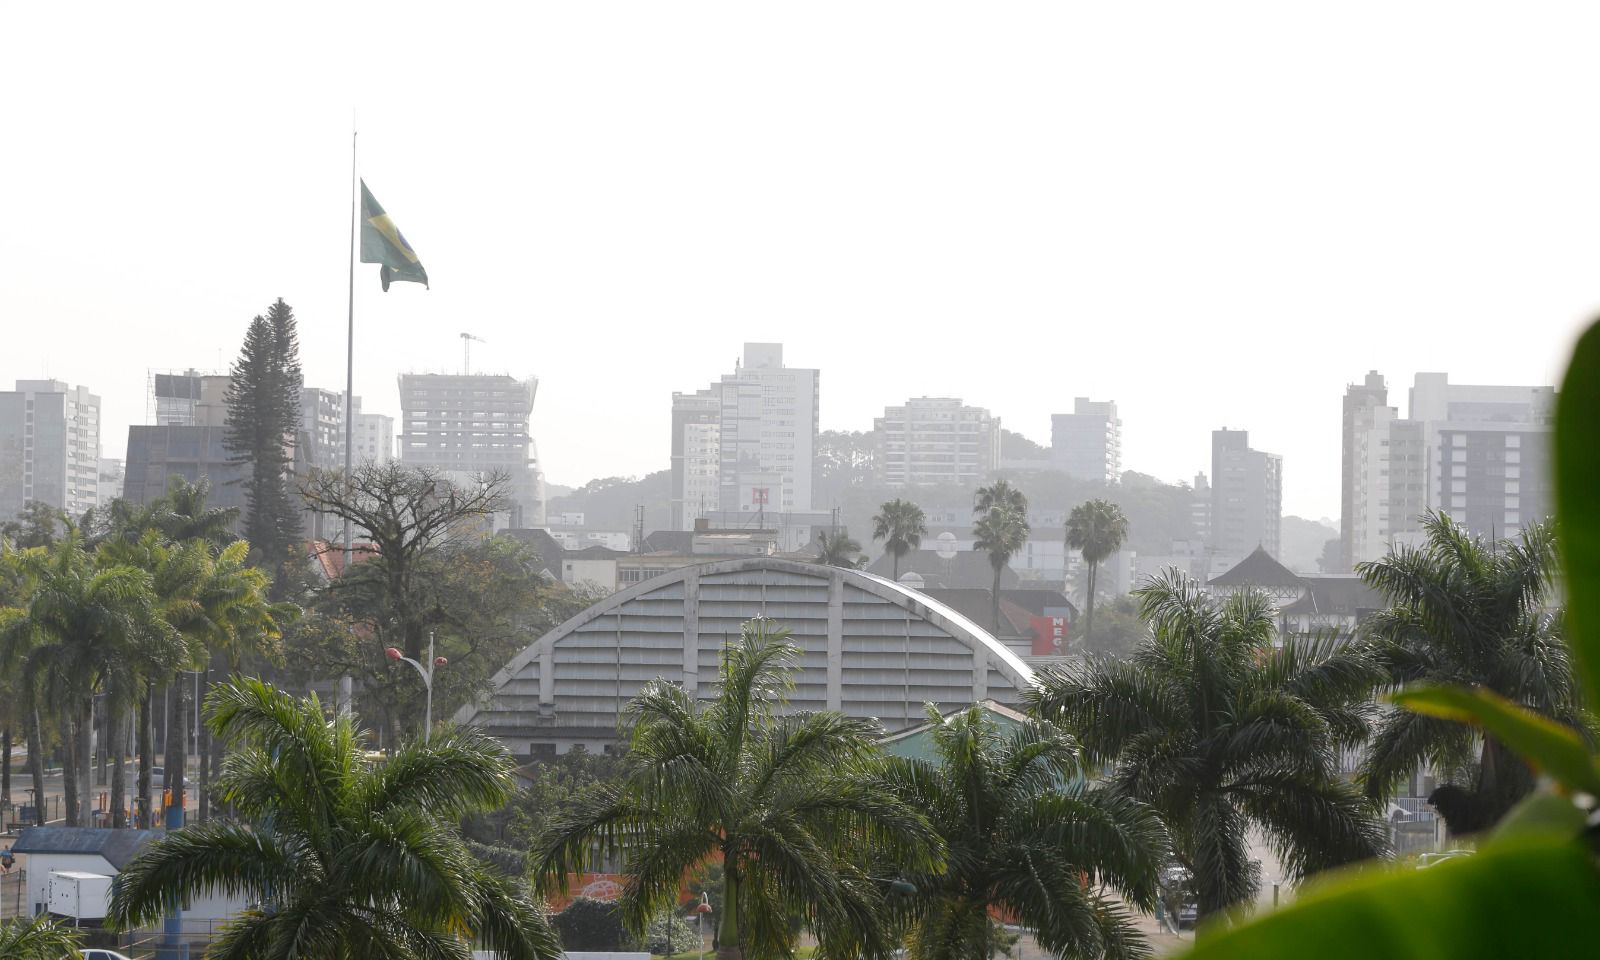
[386,631,448,744]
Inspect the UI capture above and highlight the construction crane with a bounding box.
[460,332,486,374]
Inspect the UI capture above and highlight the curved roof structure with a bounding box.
[457,557,1035,753]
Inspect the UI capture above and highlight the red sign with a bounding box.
[751,487,769,506]
[1030,615,1069,655]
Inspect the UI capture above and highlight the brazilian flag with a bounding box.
[360,181,429,291]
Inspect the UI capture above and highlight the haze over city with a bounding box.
[6,3,1600,520]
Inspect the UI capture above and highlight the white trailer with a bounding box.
[48,870,114,921]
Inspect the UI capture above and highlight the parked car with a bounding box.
[79,950,138,960]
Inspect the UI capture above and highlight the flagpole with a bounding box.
[340,118,357,716]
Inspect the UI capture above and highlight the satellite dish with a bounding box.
[899,571,926,589]
[935,532,958,560]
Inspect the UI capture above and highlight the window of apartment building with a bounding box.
[1452,464,1465,477]
[1506,450,1521,464]
[1507,481,1520,494]
[1451,449,1466,462]
[1451,434,1466,447]
[1506,434,1521,448]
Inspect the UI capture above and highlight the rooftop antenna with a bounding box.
[460,332,486,374]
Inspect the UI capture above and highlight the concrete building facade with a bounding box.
[1340,371,1389,569]
[1343,371,1554,566]
[1051,398,1121,484]
[398,372,546,527]
[456,557,1035,755]
[1209,428,1282,560]
[0,380,101,521]
[874,397,1000,487]
[669,388,721,530]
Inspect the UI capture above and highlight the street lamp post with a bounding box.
[693,892,713,959]
[386,631,448,744]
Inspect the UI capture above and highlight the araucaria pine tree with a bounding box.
[224,298,304,574]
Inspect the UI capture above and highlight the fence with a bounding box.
[0,868,24,921]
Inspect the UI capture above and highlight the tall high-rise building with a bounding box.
[398,373,545,527]
[1209,428,1282,560]
[1344,371,1554,565]
[352,400,394,465]
[299,387,347,470]
[1051,398,1121,484]
[0,379,101,520]
[670,344,819,530]
[1340,371,1388,569]
[875,397,1000,487]
[670,389,721,530]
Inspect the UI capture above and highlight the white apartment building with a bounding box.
[1344,372,1554,566]
[398,372,546,527]
[1051,398,1121,484]
[1210,428,1283,560]
[671,344,818,530]
[875,397,1000,487]
[300,387,346,470]
[350,396,394,465]
[0,380,101,520]
[670,389,721,530]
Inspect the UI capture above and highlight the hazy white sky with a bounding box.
[4,2,1597,520]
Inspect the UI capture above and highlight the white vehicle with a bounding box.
[79,951,137,960]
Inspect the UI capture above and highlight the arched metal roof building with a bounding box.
[456,557,1036,755]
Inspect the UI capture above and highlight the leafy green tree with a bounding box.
[299,463,508,700]
[1029,571,1389,923]
[1066,499,1129,642]
[880,704,1168,960]
[1355,512,1581,834]
[109,677,560,960]
[289,529,592,744]
[814,529,865,568]
[0,915,83,959]
[225,298,304,579]
[0,501,63,549]
[554,898,629,951]
[493,746,624,855]
[533,620,940,960]
[973,480,1031,631]
[872,499,927,581]
[1081,595,1146,658]
[645,911,703,956]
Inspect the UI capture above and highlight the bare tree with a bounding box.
[299,461,509,666]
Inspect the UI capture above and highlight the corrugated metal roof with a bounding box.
[11,827,160,870]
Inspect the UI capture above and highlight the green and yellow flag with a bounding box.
[360,180,429,291]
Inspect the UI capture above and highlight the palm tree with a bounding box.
[880,705,1168,960]
[0,916,82,960]
[974,479,1027,517]
[873,499,928,581]
[1066,499,1130,644]
[0,528,167,826]
[1028,570,1389,923]
[1355,512,1582,834]
[972,507,1028,634]
[108,677,560,960]
[815,529,866,568]
[533,620,940,960]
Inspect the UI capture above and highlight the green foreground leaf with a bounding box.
[1183,837,1600,959]
[1557,317,1600,707]
[1390,686,1600,795]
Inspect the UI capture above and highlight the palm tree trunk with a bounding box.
[26,706,45,825]
[79,700,95,826]
[716,865,741,960]
[137,684,153,828]
[992,564,1003,633]
[892,550,900,582]
[109,680,127,829]
[1084,559,1098,643]
[1,726,10,815]
[164,675,188,824]
[61,715,79,826]
[198,661,211,822]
